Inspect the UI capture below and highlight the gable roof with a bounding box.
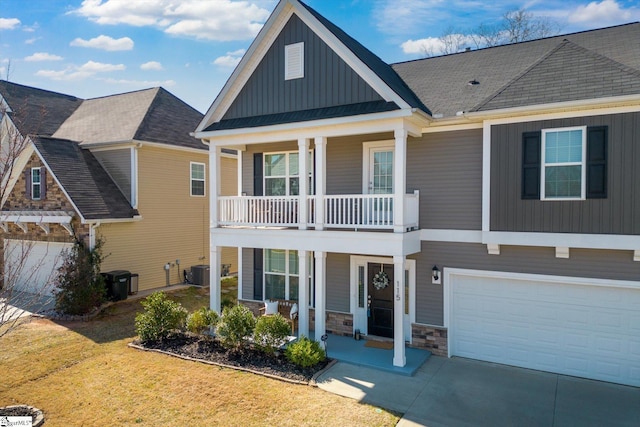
[32,136,138,220]
[0,80,83,136]
[472,40,640,112]
[392,23,640,118]
[53,87,205,149]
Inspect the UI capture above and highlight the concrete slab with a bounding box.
[317,356,640,427]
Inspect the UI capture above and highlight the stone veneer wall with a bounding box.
[411,324,448,356]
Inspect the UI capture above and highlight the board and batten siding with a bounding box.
[491,112,640,234]
[93,148,132,203]
[407,129,483,230]
[415,241,640,326]
[223,14,383,121]
[99,146,210,291]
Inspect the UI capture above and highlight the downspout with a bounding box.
[89,222,101,250]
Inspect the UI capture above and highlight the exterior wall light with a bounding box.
[432,265,441,285]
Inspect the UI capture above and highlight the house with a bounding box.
[0,81,238,295]
[194,0,640,387]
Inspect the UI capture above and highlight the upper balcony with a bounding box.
[217,191,419,232]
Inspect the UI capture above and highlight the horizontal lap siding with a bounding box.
[407,129,483,230]
[491,112,640,234]
[416,242,640,326]
[224,14,382,120]
[326,253,350,312]
[242,247,254,300]
[100,147,210,291]
[93,149,132,203]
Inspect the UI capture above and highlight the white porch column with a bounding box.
[393,255,406,367]
[236,149,243,196]
[393,128,407,233]
[314,137,326,230]
[210,245,222,313]
[298,250,309,337]
[314,251,326,344]
[298,138,309,230]
[210,145,221,228]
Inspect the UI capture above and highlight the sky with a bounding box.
[0,0,639,113]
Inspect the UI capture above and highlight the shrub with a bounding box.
[285,336,326,368]
[216,304,256,349]
[135,292,187,342]
[253,314,291,354]
[186,307,219,334]
[54,237,106,315]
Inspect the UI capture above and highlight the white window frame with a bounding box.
[263,150,313,196]
[284,42,304,80]
[541,126,587,201]
[31,167,41,200]
[264,249,299,300]
[190,162,206,197]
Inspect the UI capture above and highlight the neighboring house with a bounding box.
[195,0,640,387]
[0,81,237,295]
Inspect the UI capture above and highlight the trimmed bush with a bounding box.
[253,314,291,354]
[285,336,326,368]
[135,292,187,342]
[216,304,256,349]
[186,307,219,334]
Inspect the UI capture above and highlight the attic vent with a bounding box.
[467,79,480,86]
[285,42,304,80]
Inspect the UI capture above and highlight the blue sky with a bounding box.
[0,0,639,113]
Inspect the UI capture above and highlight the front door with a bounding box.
[367,262,394,338]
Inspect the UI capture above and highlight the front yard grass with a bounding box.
[0,287,399,426]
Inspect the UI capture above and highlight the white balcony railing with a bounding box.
[217,192,419,231]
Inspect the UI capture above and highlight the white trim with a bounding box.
[482,121,491,232]
[131,146,138,209]
[482,231,640,252]
[443,266,640,357]
[83,139,207,154]
[30,167,42,200]
[556,246,570,258]
[362,140,394,195]
[486,243,500,255]
[634,250,640,262]
[284,42,304,80]
[422,122,483,133]
[540,126,587,201]
[190,161,206,197]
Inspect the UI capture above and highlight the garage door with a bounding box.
[449,270,640,387]
[4,240,73,296]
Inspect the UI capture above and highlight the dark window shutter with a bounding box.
[41,167,47,199]
[253,153,263,196]
[253,248,263,301]
[521,131,541,199]
[586,126,607,199]
[25,169,31,199]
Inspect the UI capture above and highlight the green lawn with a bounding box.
[0,287,399,426]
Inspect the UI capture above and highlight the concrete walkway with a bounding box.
[315,356,640,427]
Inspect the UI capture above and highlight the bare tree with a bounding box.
[0,84,58,338]
[502,9,560,44]
[439,26,468,55]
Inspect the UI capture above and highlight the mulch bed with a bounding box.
[130,334,331,385]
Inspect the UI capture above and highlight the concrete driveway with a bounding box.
[316,356,640,427]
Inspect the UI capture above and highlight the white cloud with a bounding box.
[213,49,246,68]
[22,23,40,33]
[0,18,21,30]
[36,60,125,81]
[25,37,42,45]
[72,0,273,41]
[140,61,163,71]
[70,35,134,51]
[568,0,639,26]
[401,34,475,56]
[24,52,63,62]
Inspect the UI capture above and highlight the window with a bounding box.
[263,151,312,196]
[541,127,586,200]
[190,162,205,196]
[522,126,607,201]
[285,42,304,80]
[31,168,41,200]
[264,249,298,300]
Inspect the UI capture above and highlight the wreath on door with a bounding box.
[372,265,389,290]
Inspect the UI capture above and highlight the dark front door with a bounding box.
[367,263,394,338]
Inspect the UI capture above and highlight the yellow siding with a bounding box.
[99,146,238,291]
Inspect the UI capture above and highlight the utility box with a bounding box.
[129,273,139,295]
[191,265,210,287]
[102,270,130,301]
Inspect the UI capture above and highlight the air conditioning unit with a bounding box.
[191,265,210,287]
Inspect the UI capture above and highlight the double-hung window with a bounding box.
[190,162,205,196]
[264,249,299,300]
[541,126,586,200]
[263,151,312,196]
[31,167,42,200]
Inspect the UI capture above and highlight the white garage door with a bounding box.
[449,270,640,387]
[4,240,73,296]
